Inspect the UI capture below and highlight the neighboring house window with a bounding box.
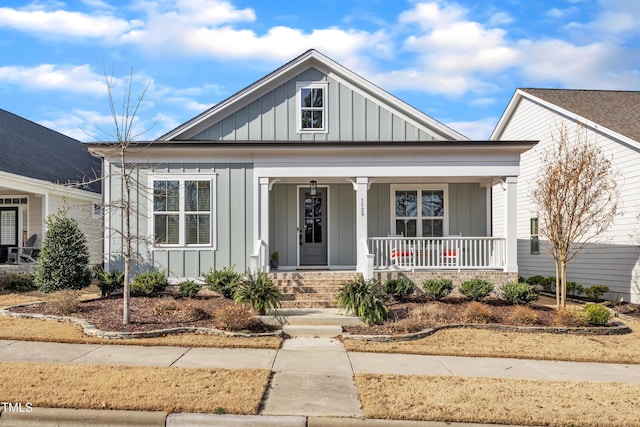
[297,82,328,132]
[530,217,539,254]
[151,176,215,247]
[392,186,447,237]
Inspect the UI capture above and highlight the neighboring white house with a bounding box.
[491,88,640,304]
[0,109,103,266]
[88,50,534,283]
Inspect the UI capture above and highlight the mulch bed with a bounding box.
[10,294,274,333]
[612,302,640,319]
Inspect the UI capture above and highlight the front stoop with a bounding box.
[269,271,361,309]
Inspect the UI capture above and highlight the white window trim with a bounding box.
[390,184,449,237]
[148,174,217,250]
[296,81,329,133]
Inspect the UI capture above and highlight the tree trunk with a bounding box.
[560,260,567,308]
[554,259,560,308]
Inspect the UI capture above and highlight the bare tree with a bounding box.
[532,121,619,308]
[99,67,152,325]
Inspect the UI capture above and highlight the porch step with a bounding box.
[282,325,343,338]
[269,271,361,309]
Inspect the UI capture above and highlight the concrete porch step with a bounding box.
[258,308,364,327]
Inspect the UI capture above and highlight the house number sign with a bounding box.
[360,198,365,217]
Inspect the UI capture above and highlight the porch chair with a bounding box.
[389,233,414,270]
[8,234,39,264]
[441,235,461,271]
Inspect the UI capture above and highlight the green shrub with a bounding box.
[525,275,546,287]
[34,209,92,293]
[178,280,202,298]
[422,278,453,300]
[501,282,538,304]
[541,277,556,292]
[130,270,168,297]
[566,281,585,297]
[583,304,611,326]
[95,268,124,297]
[585,285,609,302]
[0,272,36,292]
[203,266,242,299]
[382,277,414,302]
[460,278,494,301]
[518,275,526,283]
[234,272,282,315]
[336,278,388,325]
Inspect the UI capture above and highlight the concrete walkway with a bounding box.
[1,311,640,425]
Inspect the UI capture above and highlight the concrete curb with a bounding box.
[0,305,283,340]
[0,409,538,427]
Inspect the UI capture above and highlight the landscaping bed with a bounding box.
[9,294,275,334]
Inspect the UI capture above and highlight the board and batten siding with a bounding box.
[106,162,253,280]
[498,96,640,303]
[191,67,439,142]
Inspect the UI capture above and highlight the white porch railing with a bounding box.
[249,239,268,273]
[367,237,506,270]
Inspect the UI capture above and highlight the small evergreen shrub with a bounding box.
[203,266,242,299]
[234,272,282,315]
[461,302,493,323]
[525,275,546,287]
[47,290,81,315]
[507,306,538,325]
[95,268,124,297]
[34,209,92,293]
[422,278,453,300]
[566,281,585,297]
[214,304,254,331]
[460,278,494,301]
[583,304,611,326]
[541,277,556,292]
[130,270,168,297]
[0,272,36,292]
[178,280,202,298]
[501,282,538,304]
[585,285,609,302]
[554,308,587,327]
[382,277,414,302]
[336,278,388,325]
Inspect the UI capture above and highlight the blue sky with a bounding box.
[0,0,639,141]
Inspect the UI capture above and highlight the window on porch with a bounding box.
[393,187,446,237]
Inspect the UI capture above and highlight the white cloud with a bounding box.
[446,117,498,140]
[0,64,107,94]
[0,7,142,38]
[488,11,514,26]
[545,7,579,19]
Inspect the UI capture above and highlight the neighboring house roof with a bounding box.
[492,88,640,145]
[0,109,101,193]
[160,49,468,142]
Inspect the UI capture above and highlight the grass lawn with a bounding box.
[0,361,270,414]
[356,374,640,427]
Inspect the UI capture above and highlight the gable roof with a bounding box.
[159,49,468,141]
[492,88,640,144]
[0,109,101,193]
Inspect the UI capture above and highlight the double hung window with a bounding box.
[392,186,447,237]
[297,82,327,132]
[152,176,215,247]
[530,217,539,254]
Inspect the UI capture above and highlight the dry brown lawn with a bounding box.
[0,316,282,349]
[0,293,46,308]
[344,317,640,364]
[0,361,270,414]
[356,374,640,427]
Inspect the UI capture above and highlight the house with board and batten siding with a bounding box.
[88,50,535,302]
[491,88,640,304]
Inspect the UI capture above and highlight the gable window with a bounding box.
[530,217,539,254]
[297,82,328,132]
[392,186,447,237]
[151,176,215,247]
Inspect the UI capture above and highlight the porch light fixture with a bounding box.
[310,180,317,197]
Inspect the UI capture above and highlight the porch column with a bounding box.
[254,177,270,272]
[503,176,518,273]
[355,177,373,279]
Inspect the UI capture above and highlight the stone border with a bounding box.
[0,303,283,340]
[343,321,631,342]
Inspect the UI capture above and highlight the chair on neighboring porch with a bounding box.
[8,234,39,264]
